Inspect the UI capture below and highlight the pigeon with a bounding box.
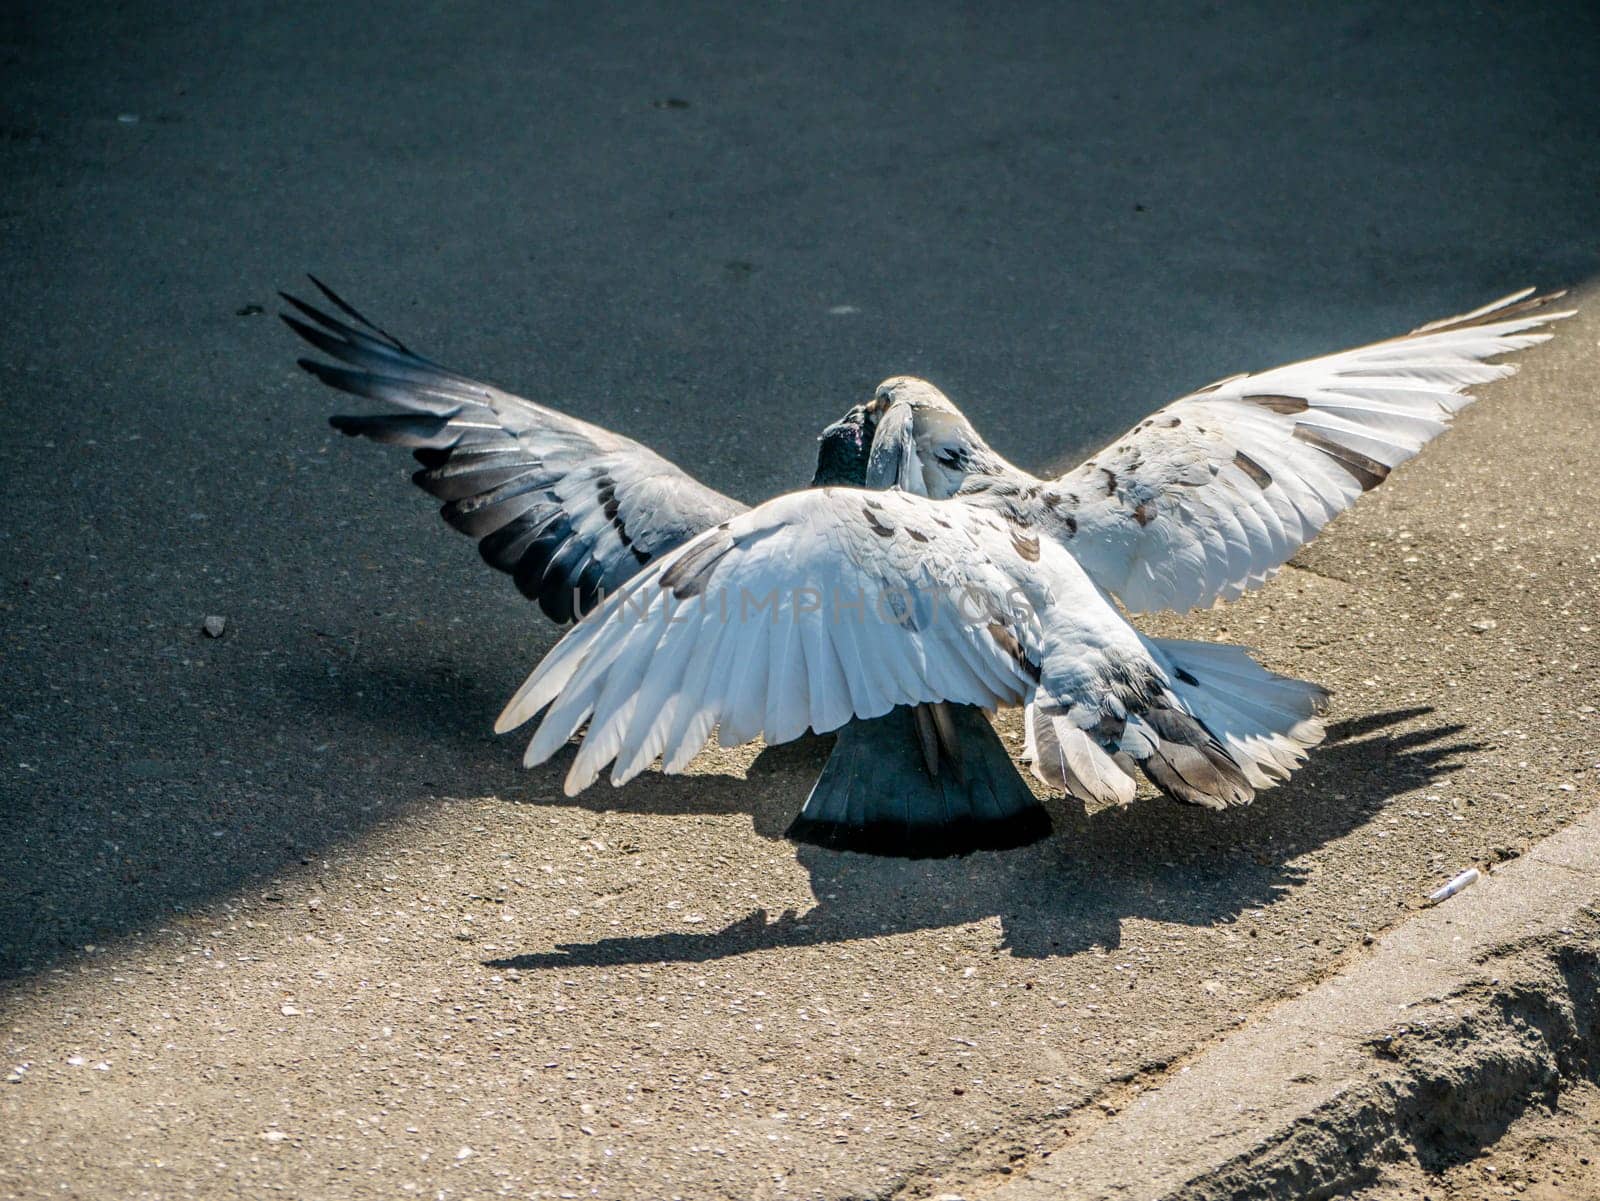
[821,287,1570,791]
[287,281,1569,856]
[286,279,1043,855]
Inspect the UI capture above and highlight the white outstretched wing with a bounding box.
[493,488,1151,796]
[1050,289,1571,612]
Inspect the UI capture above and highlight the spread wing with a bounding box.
[284,278,748,623]
[1050,289,1572,612]
[496,486,1333,809]
[492,488,1147,796]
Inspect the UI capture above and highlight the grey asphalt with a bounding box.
[3,2,1599,1198]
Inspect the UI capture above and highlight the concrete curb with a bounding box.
[989,809,1600,1200]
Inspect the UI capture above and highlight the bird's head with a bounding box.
[866,375,962,419]
[810,402,876,487]
[808,377,953,488]
[811,375,1006,494]
[865,376,1006,495]
[868,377,982,455]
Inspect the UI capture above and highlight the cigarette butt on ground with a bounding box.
[1427,867,1480,905]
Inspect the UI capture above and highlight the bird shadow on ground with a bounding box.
[0,591,1473,989]
[489,705,1479,969]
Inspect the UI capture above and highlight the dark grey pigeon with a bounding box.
[285,279,1046,857]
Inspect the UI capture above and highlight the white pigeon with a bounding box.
[494,287,1570,805]
[289,282,1568,851]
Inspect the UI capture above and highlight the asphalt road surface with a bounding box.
[3,2,1599,1197]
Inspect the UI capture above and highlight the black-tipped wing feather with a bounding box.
[285,279,748,623]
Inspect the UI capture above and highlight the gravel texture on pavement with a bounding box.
[2,3,1598,1198]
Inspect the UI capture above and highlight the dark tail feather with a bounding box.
[1127,700,1255,810]
[787,704,1048,858]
